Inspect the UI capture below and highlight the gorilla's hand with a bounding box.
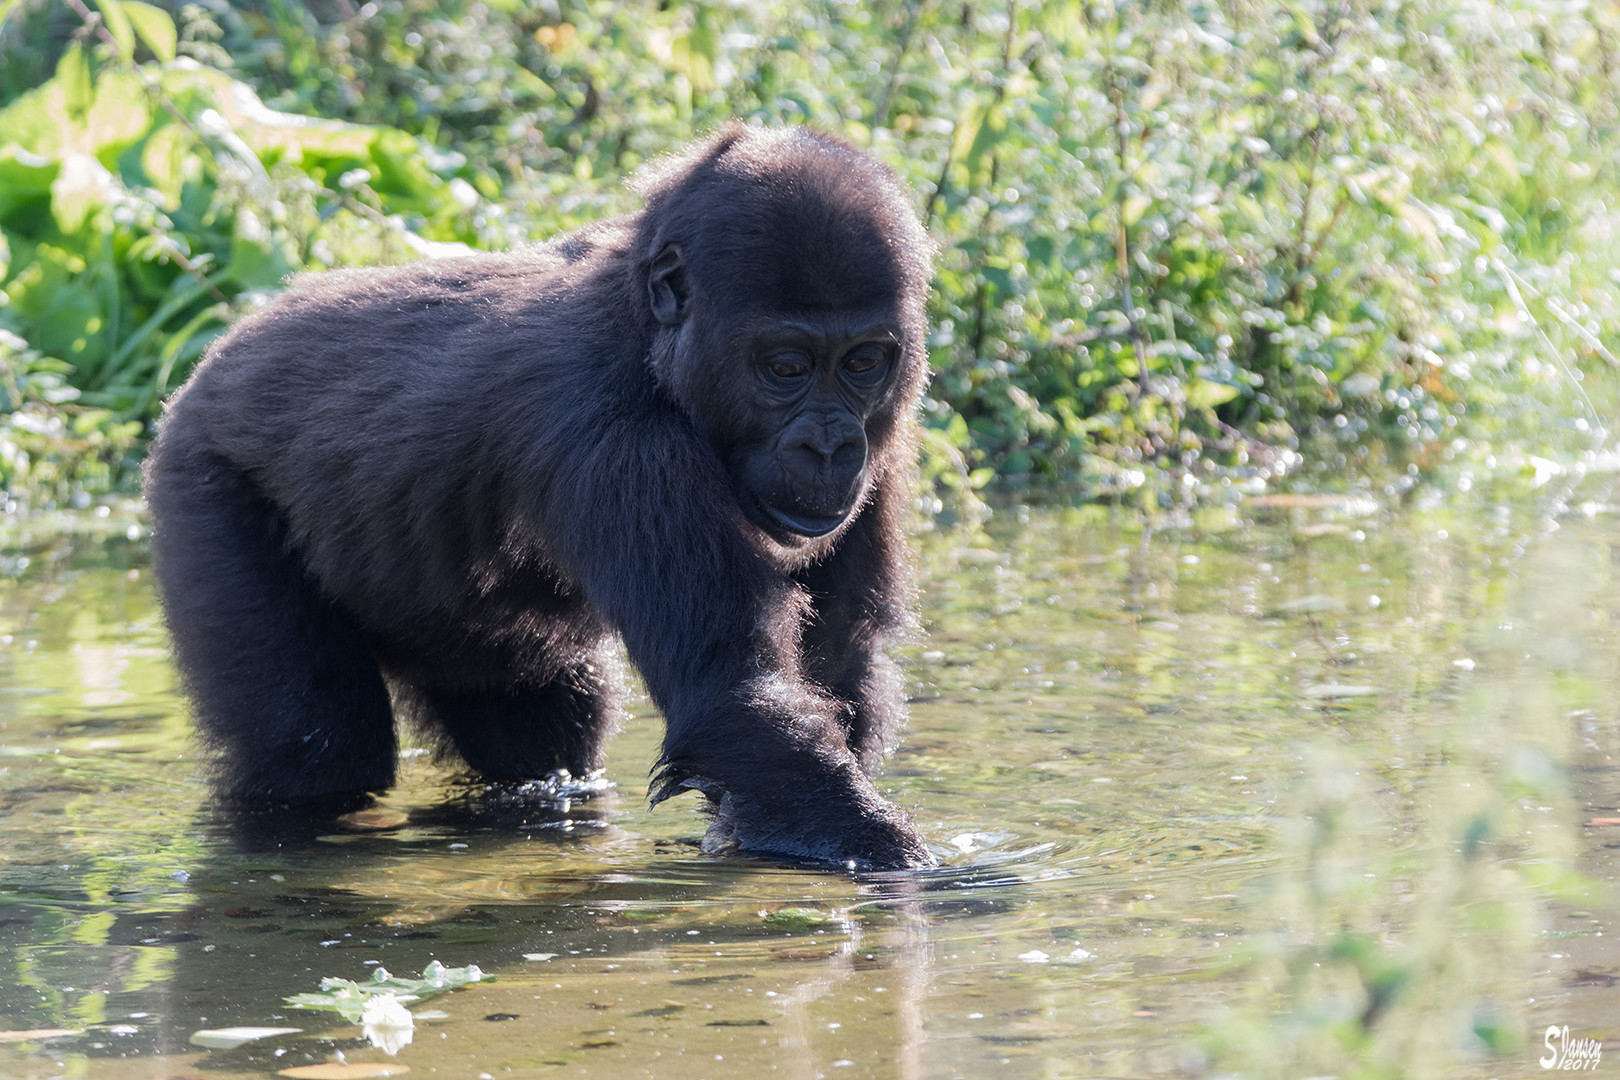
[700,769,935,871]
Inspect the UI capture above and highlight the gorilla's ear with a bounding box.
[648,244,689,326]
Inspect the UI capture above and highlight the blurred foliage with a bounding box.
[0,0,1617,505]
[0,0,492,505]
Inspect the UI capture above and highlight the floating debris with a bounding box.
[1302,684,1382,700]
[361,994,414,1055]
[190,1026,302,1050]
[286,962,487,1023]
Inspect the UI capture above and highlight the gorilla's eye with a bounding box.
[766,354,810,380]
[842,345,889,379]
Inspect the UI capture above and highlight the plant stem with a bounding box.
[1111,81,1149,397]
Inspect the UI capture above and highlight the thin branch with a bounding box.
[1110,80,1150,397]
[1494,255,1608,448]
[872,0,926,131]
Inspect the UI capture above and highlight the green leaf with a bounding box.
[94,0,136,60]
[50,153,116,233]
[980,262,1013,296]
[0,0,28,32]
[152,303,226,396]
[761,907,836,931]
[949,101,987,172]
[122,1,176,62]
[224,207,296,290]
[0,145,59,217]
[109,272,217,373]
[668,7,720,93]
[85,70,151,157]
[6,245,105,368]
[963,103,1007,179]
[59,45,94,120]
[285,963,487,1023]
[137,123,192,204]
[1185,378,1242,410]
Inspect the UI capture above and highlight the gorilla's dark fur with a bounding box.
[144,124,935,869]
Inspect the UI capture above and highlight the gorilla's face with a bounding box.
[727,316,903,540]
[642,187,928,548]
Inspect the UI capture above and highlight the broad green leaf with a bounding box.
[1184,378,1243,410]
[85,70,151,158]
[0,81,68,156]
[138,123,193,204]
[962,103,1006,181]
[122,1,176,62]
[949,101,987,172]
[509,65,556,102]
[59,45,94,120]
[93,0,136,60]
[980,262,1013,296]
[0,146,59,218]
[668,8,720,93]
[50,152,117,233]
[224,207,296,290]
[5,245,104,367]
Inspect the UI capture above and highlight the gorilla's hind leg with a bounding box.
[412,652,621,783]
[148,450,396,806]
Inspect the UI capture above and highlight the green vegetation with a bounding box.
[284,961,489,1021]
[0,0,1615,504]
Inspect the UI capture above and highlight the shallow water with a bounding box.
[0,472,1617,1079]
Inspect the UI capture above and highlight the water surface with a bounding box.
[0,471,1616,1078]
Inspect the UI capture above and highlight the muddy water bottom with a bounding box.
[0,483,1616,1079]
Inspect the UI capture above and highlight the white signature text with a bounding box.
[1541,1025,1602,1071]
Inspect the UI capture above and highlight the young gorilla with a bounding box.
[145,124,936,870]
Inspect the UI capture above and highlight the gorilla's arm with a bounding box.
[544,392,930,868]
[794,471,916,775]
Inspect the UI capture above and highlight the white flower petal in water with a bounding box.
[1018,950,1050,963]
[189,1026,302,1049]
[361,993,415,1055]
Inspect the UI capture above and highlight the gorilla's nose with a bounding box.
[788,418,866,470]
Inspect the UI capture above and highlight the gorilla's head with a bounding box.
[635,125,934,547]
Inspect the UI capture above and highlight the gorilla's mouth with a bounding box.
[763,504,849,538]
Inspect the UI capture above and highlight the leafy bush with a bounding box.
[0,0,493,504]
[1,0,1615,501]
